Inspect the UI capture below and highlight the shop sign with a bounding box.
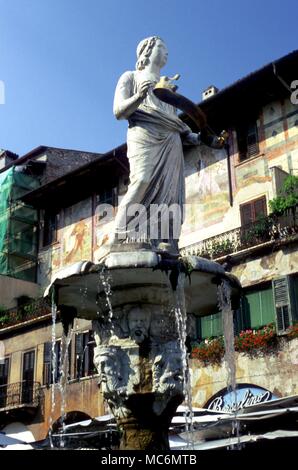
[205,384,277,413]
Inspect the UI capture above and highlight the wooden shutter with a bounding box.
[241,286,275,329]
[75,333,84,378]
[240,196,267,226]
[247,123,259,157]
[199,315,213,339]
[237,121,259,161]
[0,358,9,384]
[253,197,267,219]
[240,202,253,226]
[22,350,35,403]
[199,312,223,339]
[43,342,51,385]
[272,277,293,333]
[87,331,95,376]
[0,358,9,408]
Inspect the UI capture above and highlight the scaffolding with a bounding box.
[0,167,39,282]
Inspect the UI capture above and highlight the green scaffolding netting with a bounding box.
[0,167,39,280]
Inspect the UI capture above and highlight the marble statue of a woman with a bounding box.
[112,36,200,253]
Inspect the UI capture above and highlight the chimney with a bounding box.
[202,85,219,101]
[0,150,18,170]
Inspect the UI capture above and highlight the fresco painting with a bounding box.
[93,199,117,262]
[183,146,229,235]
[62,199,92,267]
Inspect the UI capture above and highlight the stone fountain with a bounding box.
[47,249,240,451]
[46,36,241,450]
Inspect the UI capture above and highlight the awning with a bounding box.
[0,423,35,450]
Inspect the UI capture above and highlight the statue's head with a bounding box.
[95,346,123,390]
[127,305,151,343]
[136,36,168,71]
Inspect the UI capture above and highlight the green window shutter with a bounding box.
[245,290,261,328]
[272,277,293,333]
[213,312,223,337]
[289,275,298,323]
[200,312,223,339]
[200,315,213,339]
[259,287,275,325]
[234,308,247,335]
[242,286,275,329]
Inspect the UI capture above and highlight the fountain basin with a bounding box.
[46,251,240,320]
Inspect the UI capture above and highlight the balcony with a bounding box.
[181,214,298,260]
[0,298,51,330]
[0,381,41,419]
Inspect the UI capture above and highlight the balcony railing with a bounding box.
[0,381,40,411]
[0,297,51,329]
[181,214,298,260]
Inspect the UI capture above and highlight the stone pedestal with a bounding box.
[92,300,186,451]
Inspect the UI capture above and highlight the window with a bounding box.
[241,285,275,329]
[95,189,115,223]
[43,210,58,246]
[43,340,72,385]
[75,331,95,379]
[0,357,9,408]
[22,350,35,403]
[43,341,60,385]
[237,121,259,161]
[96,189,114,206]
[240,196,267,226]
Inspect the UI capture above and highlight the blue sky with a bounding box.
[0,0,297,156]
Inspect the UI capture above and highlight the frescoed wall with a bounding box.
[38,198,93,288]
[180,98,298,249]
[182,145,229,242]
[232,245,298,288]
[235,156,271,190]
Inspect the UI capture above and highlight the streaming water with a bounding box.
[174,274,194,448]
[98,265,114,334]
[218,278,241,449]
[58,326,73,448]
[49,288,57,448]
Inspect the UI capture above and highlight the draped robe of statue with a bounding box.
[113,70,191,250]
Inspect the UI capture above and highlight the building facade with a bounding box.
[0,50,298,440]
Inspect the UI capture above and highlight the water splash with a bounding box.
[218,278,241,449]
[174,274,194,448]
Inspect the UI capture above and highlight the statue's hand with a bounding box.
[217,130,229,148]
[137,80,155,99]
[181,131,200,146]
[200,129,229,149]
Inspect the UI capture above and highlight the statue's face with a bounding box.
[128,307,150,343]
[100,355,115,382]
[150,39,168,69]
